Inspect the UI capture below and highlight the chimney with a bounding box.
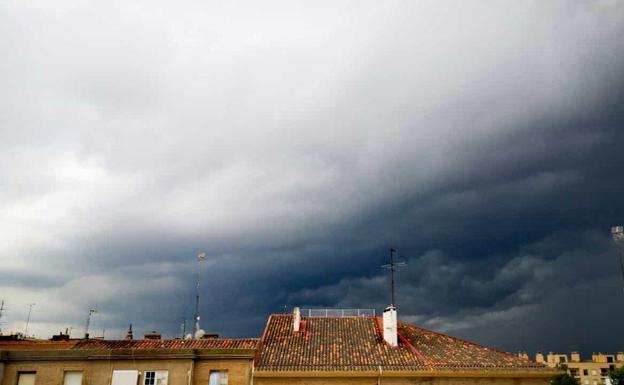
[293,307,301,332]
[571,351,581,362]
[617,352,624,362]
[382,305,398,347]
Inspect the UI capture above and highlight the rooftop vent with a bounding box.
[144,331,161,340]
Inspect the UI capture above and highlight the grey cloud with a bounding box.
[1,0,623,353]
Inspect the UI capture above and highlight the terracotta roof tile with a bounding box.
[254,314,554,373]
[0,340,79,350]
[73,338,258,350]
[255,315,424,371]
[0,338,258,351]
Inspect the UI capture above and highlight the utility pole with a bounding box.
[382,248,406,307]
[24,303,35,337]
[611,226,624,293]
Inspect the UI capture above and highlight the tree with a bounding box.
[550,373,578,385]
[609,366,624,385]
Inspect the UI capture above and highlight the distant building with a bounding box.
[530,351,624,385]
[0,308,558,385]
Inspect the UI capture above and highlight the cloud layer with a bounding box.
[1,0,624,354]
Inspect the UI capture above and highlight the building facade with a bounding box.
[0,338,257,385]
[533,351,624,385]
[0,310,558,385]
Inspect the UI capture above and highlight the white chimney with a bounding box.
[293,307,301,332]
[383,305,398,347]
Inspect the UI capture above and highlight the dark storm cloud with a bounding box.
[1,0,623,354]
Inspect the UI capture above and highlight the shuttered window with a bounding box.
[18,373,36,385]
[64,371,83,385]
[111,370,139,385]
[208,370,228,385]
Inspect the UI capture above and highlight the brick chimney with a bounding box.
[293,307,301,332]
[382,305,398,347]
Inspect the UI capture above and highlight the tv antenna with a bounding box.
[84,308,97,338]
[611,226,624,293]
[382,248,406,307]
[24,303,36,337]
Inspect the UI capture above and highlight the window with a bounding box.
[601,368,608,376]
[143,371,168,385]
[111,370,139,385]
[584,370,589,376]
[208,370,228,385]
[559,356,566,363]
[17,373,36,385]
[570,369,579,377]
[64,371,83,385]
[608,357,614,363]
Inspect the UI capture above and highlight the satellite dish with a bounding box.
[184,333,193,340]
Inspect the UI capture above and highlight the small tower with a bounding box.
[125,324,133,340]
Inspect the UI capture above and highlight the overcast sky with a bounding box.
[2,0,624,356]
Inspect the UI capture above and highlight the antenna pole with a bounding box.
[390,248,396,306]
[194,269,200,338]
[84,308,97,339]
[24,303,35,337]
[382,248,406,308]
[194,252,207,339]
[612,226,624,294]
[0,300,5,334]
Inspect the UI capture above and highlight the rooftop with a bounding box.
[254,314,555,373]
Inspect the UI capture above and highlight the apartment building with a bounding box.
[532,351,624,385]
[0,308,558,385]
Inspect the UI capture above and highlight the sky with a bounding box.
[1,0,624,356]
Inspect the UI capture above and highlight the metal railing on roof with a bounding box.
[299,308,375,317]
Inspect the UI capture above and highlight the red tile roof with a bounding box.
[255,314,424,372]
[73,338,258,350]
[0,338,258,351]
[0,340,79,350]
[254,314,553,373]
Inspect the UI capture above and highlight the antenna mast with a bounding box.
[611,226,624,293]
[0,300,6,334]
[84,308,97,339]
[382,248,406,307]
[24,303,36,337]
[194,252,207,339]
